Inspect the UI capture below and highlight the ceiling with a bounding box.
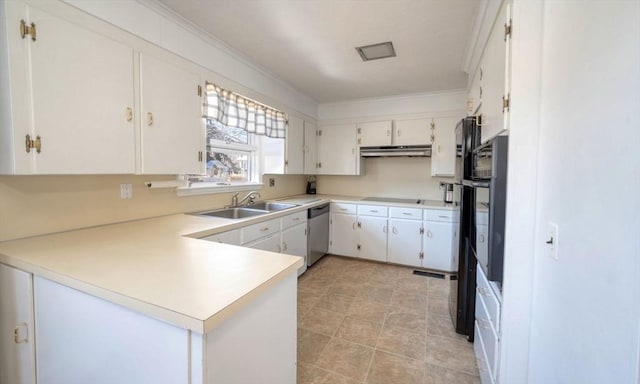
[156,0,480,103]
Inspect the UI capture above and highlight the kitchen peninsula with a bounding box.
[0,210,304,384]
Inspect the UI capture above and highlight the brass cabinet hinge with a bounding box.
[20,20,36,41]
[285,160,289,167]
[198,150,203,162]
[504,19,512,41]
[318,162,322,168]
[357,127,361,134]
[357,244,361,250]
[197,85,202,97]
[25,134,41,154]
[357,138,361,145]
[419,252,424,259]
[357,222,361,228]
[318,130,322,136]
[502,94,510,112]
[419,227,424,235]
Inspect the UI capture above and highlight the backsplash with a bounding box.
[0,174,304,241]
[317,157,455,200]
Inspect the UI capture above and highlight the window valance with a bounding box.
[204,82,286,139]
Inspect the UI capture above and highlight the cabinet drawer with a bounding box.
[424,209,455,222]
[331,203,357,215]
[242,218,281,244]
[474,322,496,384]
[282,211,306,229]
[201,230,240,245]
[389,207,423,220]
[475,296,499,381]
[357,205,388,217]
[476,266,501,331]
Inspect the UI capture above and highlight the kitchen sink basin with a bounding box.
[245,202,298,211]
[197,207,269,219]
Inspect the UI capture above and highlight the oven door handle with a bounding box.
[462,180,490,188]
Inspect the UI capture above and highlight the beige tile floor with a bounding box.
[297,255,480,384]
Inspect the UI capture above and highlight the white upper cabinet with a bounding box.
[317,124,360,175]
[1,2,136,174]
[430,117,459,177]
[303,121,318,175]
[394,119,431,146]
[284,116,304,174]
[357,120,393,147]
[480,1,510,143]
[140,53,204,175]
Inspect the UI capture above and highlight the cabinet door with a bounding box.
[330,213,358,257]
[140,53,204,174]
[358,216,388,262]
[394,119,430,146]
[387,219,423,267]
[281,222,307,258]
[303,121,318,175]
[201,229,241,246]
[261,135,286,174]
[245,233,282,253]
[27,5,136,174]
[431,117,459,177]
[357,121,392,147]
[0,264,34,384]
[317,124,357,175]
[480,1,509,143]
[423,221,455,272]
[285,116,304,174]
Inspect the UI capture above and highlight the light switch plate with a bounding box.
[548,222,559,260]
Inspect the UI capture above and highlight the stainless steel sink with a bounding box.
[196,207,269,219]
[245,202,298,211]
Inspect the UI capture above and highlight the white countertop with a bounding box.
[0,194,455,334]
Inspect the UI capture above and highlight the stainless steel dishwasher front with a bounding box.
[307,204,330,266]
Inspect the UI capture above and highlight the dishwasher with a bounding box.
[307,204,330,266]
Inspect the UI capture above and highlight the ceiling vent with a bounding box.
[355,41,396,61]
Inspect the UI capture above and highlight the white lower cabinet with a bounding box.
[200,229,241,245]
[281,223,307,258]
[330,209,358,257]
[387,218,423,267]
[31,273,296,384]
[422,210,458,272]
[0,263,35,384]
[357,216,388,262]
[474,265,502,384]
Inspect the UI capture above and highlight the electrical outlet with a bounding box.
[269,178,275,187]
[548,222,559,260]
[120,184,133,199]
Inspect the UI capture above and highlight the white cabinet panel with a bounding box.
[357,120,392,146]
[387,219,423,267]
[331,203,357,215]
[34,277,189,384]
[330,213,358,257]
[430,117,459,177]
[394,119,430,146]
[281,222,307,258]
[245,233,282,253]
[357,204,388,217]
[282,211,306,229]
[0,264,34,384]
[480,1,509,143]
[389,207,423,220]
[422,220,455,272]
[201,229,241,246]
[140,53,203,174]
[303,121,318,175]
[242,218,281,244]
[317,124,358,175]
[285,115,304,174]
[25,5,136,174]
[358,216,387,262]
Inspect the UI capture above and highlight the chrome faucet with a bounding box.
[231,191,261,207]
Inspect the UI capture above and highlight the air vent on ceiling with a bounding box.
[355,41,396,61]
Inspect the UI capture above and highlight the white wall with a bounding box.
[512,1,640,383]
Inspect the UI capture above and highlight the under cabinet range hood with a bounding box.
[360,145,432,157]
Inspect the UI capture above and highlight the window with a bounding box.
[184,83,286,194]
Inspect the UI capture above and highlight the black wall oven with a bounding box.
[469,135,508,286]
